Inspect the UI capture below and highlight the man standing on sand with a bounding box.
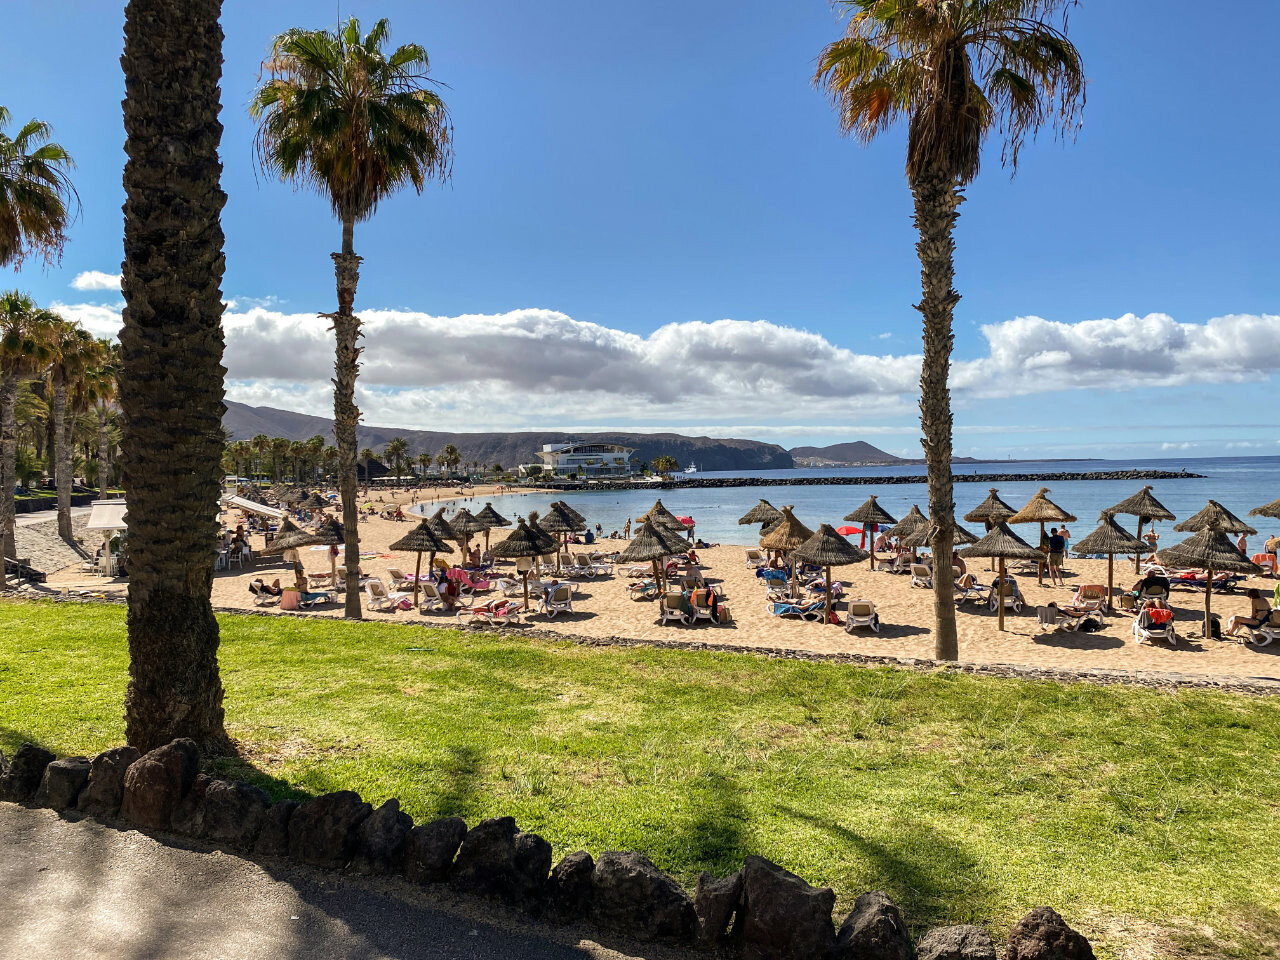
[1047,527,1066,587]
[623,518,631,539]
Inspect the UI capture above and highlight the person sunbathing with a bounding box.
[1226,589,1272,637]
[250,578,282,596]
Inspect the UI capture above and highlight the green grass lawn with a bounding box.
[2,600,1278,958]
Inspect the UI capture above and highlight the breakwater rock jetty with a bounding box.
[546,468,1204,492]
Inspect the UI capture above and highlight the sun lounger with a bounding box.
[1249,610,1280,646]
[1133,608,1178,646]
[910,563,933,589]
[248,581,280,607]
[953,575,990,606]
[458,598,523,627]
[366,578,412,612]
[766,597,826,621]
[1036,603,1094,632]
[539,583,575,618]
[1072,585,1107,612]
[417,581,465,613]
[628,580,661,600]
[989,577,1024,614]
[844,600,880,633]
[659,592,691,625]
[387,567,410,590]
[745,549,765,569]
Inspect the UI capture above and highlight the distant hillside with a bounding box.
[224,401,793,472]
[788,441,908,465]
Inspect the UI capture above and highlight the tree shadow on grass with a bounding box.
[775,803,997,930]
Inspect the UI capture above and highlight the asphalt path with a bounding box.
[0,804,676,960]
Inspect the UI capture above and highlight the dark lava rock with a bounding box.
[77,746,141,817]
[201,779,271,849]
[119,739,200,830]
[287,791,372,869]
[253,800,299,857]
[695,869,742,946]
[450,817,551,906]
[350,799,413,875]
[590,850,697,944]
[834,890,914,960]
[916,925,997,960]
[33,757,92,811]
[733,855,835,960]
[0,743,56,802]
[169,774,213,836]
[1006,908,1094,960]
[404,817,468,885]
[545,851,595,923]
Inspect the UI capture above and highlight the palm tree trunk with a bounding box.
[0,372,18,582]
[119,0,229,753]
[911,172,961,661]
[331,217,363,618]
[97,406,111,498]
[53,374,72,540]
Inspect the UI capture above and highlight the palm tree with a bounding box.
[815,0,1084,660]
[119,0,230,752]
[45,316,98,539]
[251,17,453,619]
[0,291,53,579]
[360,446,376,492]
[322,444,339,481]
[442,443,461,477]
[384,437,408,483]
[250,433,271,482]
[416,452,431,479]
[0,107,78,269]
[84,340,120,497]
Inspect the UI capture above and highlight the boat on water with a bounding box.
[684,463,699,475]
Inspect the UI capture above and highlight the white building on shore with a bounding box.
[521,440,636,478]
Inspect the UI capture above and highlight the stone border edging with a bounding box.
[0,738,1097,960]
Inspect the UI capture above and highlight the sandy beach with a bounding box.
[42,485,1280,684]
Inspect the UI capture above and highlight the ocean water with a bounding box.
[433,456,1280,548]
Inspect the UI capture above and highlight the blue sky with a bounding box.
[3,0,1279,459]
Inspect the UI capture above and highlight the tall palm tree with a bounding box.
[385,436,408,483]
[0,107,78,269]
[251,17,453,619]
[0,290,53,580]
[815,0,1084,660]
[119,0,230,752]
[250,433,271,482]
[84,340,120,497]
[45,316,97,539]
[360,446,375,492]
[443,443,461,477]
[416,452,431,479]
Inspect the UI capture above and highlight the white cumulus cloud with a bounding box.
[69,270,122,291]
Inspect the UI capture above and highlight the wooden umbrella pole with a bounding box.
[522,569,529,609]
[1204,564,1214,637]
[1038,522,1045,586]
[1106,553,1114,611]
[412,551,422,606]
[998,557,1006,631]
[825,564,832,624]
[1134,518,1145,572]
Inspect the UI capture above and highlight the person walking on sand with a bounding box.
[623,518,631,539]
[1047,527,1066,587]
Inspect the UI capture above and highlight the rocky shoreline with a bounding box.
[546,468,1205,492]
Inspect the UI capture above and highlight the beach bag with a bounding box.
[1210,615,1222,638]
[396,597,414,611]
[718,603,733,625]
[1148,607,1173,625]
[1079,616,1102,632]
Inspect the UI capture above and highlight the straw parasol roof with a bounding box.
[490,519,544,559]
[1248,498,1280,520]
[793,524,868,568]
[759,506,815,553]
[525,513,560,553]
[957,523,1044,561]
[844,495,896,527]
[275,486,305,504]
[298,491,330,511]
[259,516,342,556]
[448,507,489,537]
[1174,500,1256,536]
[616,521,688,563]
[1106,485,1175,523]
[553,501,588,527]
[886,504,926,540]
[1157,527,1261,574]
[425,507,458,543]
[899,521,979,550]
[389,520,454,556]
[474,503,511,528]
[963,488,1017,525]
[538,502,584,534]
[637,499,686,531]
[739,499,783,526]
[1008,487,1077,525]
[1073,514,1150,556]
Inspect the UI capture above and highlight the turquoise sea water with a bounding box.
[429,456,1280,548]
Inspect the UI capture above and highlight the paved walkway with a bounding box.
[0,804,663,960]
[16,506,92,528]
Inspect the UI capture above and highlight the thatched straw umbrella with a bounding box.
[261,514,344,588]
[553,500,589,528]
[525,512,561,570]
[537,502,585,572]
[1157,524,1262,637]
[299,491,329,512]
[900,520,979,551]
[793,524,869,623]
[389,520,454,606]
[760,506,815,597]
[739,499,783,527]
[490,519,544,608]
[964,488,1018,571]
[1106,485,1176,572]
[449,507,490,558]
[616,520,688,591]
[1008,487,1077,586]
[1174,500,1256,536]
[1071,513,1150,610]
[638,499,688,536]
[1248,498,1280,521]
[844,495,897,567]
[958,522,1043,631]
[474,502,511,554]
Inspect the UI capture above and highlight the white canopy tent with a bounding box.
[86,499,128,577]
[225,496,285,521]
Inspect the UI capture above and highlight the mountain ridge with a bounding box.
[788,441,908,465]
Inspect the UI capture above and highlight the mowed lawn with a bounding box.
[2,601,1278,958]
